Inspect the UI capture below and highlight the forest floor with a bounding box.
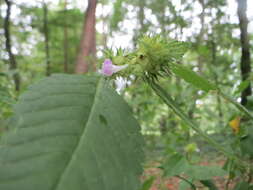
[141,158,238,190]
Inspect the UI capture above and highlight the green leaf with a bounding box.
[234,80,250,95]
[139,176,155,190]
[179,178,194,190]
[200,180,219,190]
[0,72,7,77]
[162,154,226,180]
[162,154,189,177]
[185,165,227,180]
[233,182,251,190]
[0,74,144,190]
[170,63,217,92]
[240,128,253,158]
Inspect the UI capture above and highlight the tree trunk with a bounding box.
[237,0,251,106]
[63,0,69,73]
[159,115,167,136]
[187,0,206,122]
[133,0,146,47]
[75,0,97,74]
[197,0,205,73]
[211,31,223,127]
[160,2,166,37]
[4,0,20,91]
[101,3,108,49]
[138,0,145,33]
[43,2,50,76]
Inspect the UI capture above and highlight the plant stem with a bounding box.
[219,91,253,120]
[148,79,247,168]
[225,177,231,190]
[175,175,196,190]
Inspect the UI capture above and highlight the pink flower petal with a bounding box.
[102,59,113,76]
[101,59,128,76]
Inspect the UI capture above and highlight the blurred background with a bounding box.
[0,0,253,188]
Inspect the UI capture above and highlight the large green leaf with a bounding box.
[0,74,144,190]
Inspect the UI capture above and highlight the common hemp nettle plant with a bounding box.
[101,35,188,80]
[0,35,252,190]
[100,36,253,189]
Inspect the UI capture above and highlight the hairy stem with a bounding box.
[147,79,248,169]
[175,175,196,190]
[219,91,253,120]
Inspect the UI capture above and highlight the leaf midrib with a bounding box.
[52,77,103,190]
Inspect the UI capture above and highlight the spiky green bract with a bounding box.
[136,36,189,79]
[101,35,188,80]
[0,74,144,190]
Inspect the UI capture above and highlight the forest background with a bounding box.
[0,0,253,189]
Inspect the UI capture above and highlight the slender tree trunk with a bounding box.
[63,0,69,73]
[75,0,97,74]
[211,32,223,126]
[138,0,145,33]
[197,0,205,73]
[43,2,50,76]
[133,0,145,47]
[4,0,20,91]
[159,115,167,136]
[160,3,166,37]
[237,0,251,106]
[101,4,107,49]
[187,0,206,122]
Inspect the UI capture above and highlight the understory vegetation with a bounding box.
[0,0,253,189]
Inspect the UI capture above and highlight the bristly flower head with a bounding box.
[100,35,188,80]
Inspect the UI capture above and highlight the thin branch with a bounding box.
[4,0,20,91]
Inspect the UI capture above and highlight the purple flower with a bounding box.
[100,59,128,76]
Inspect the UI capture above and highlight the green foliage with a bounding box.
[1,0,253,188]
[105,34,253,187]
[162,154,227,181]
[179,179,193,190]
[233,182,252,190]
[0,72,16,121]
[240,128,253,158]
[162,154,188,177]
[27,6,83,73]
[110,0,126,31]
[0,74,144,190]
[234,80,251,96]
[186,165,227,180]
[170,62,217,92]
[139,176,155,190]
[200,180,219,190]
